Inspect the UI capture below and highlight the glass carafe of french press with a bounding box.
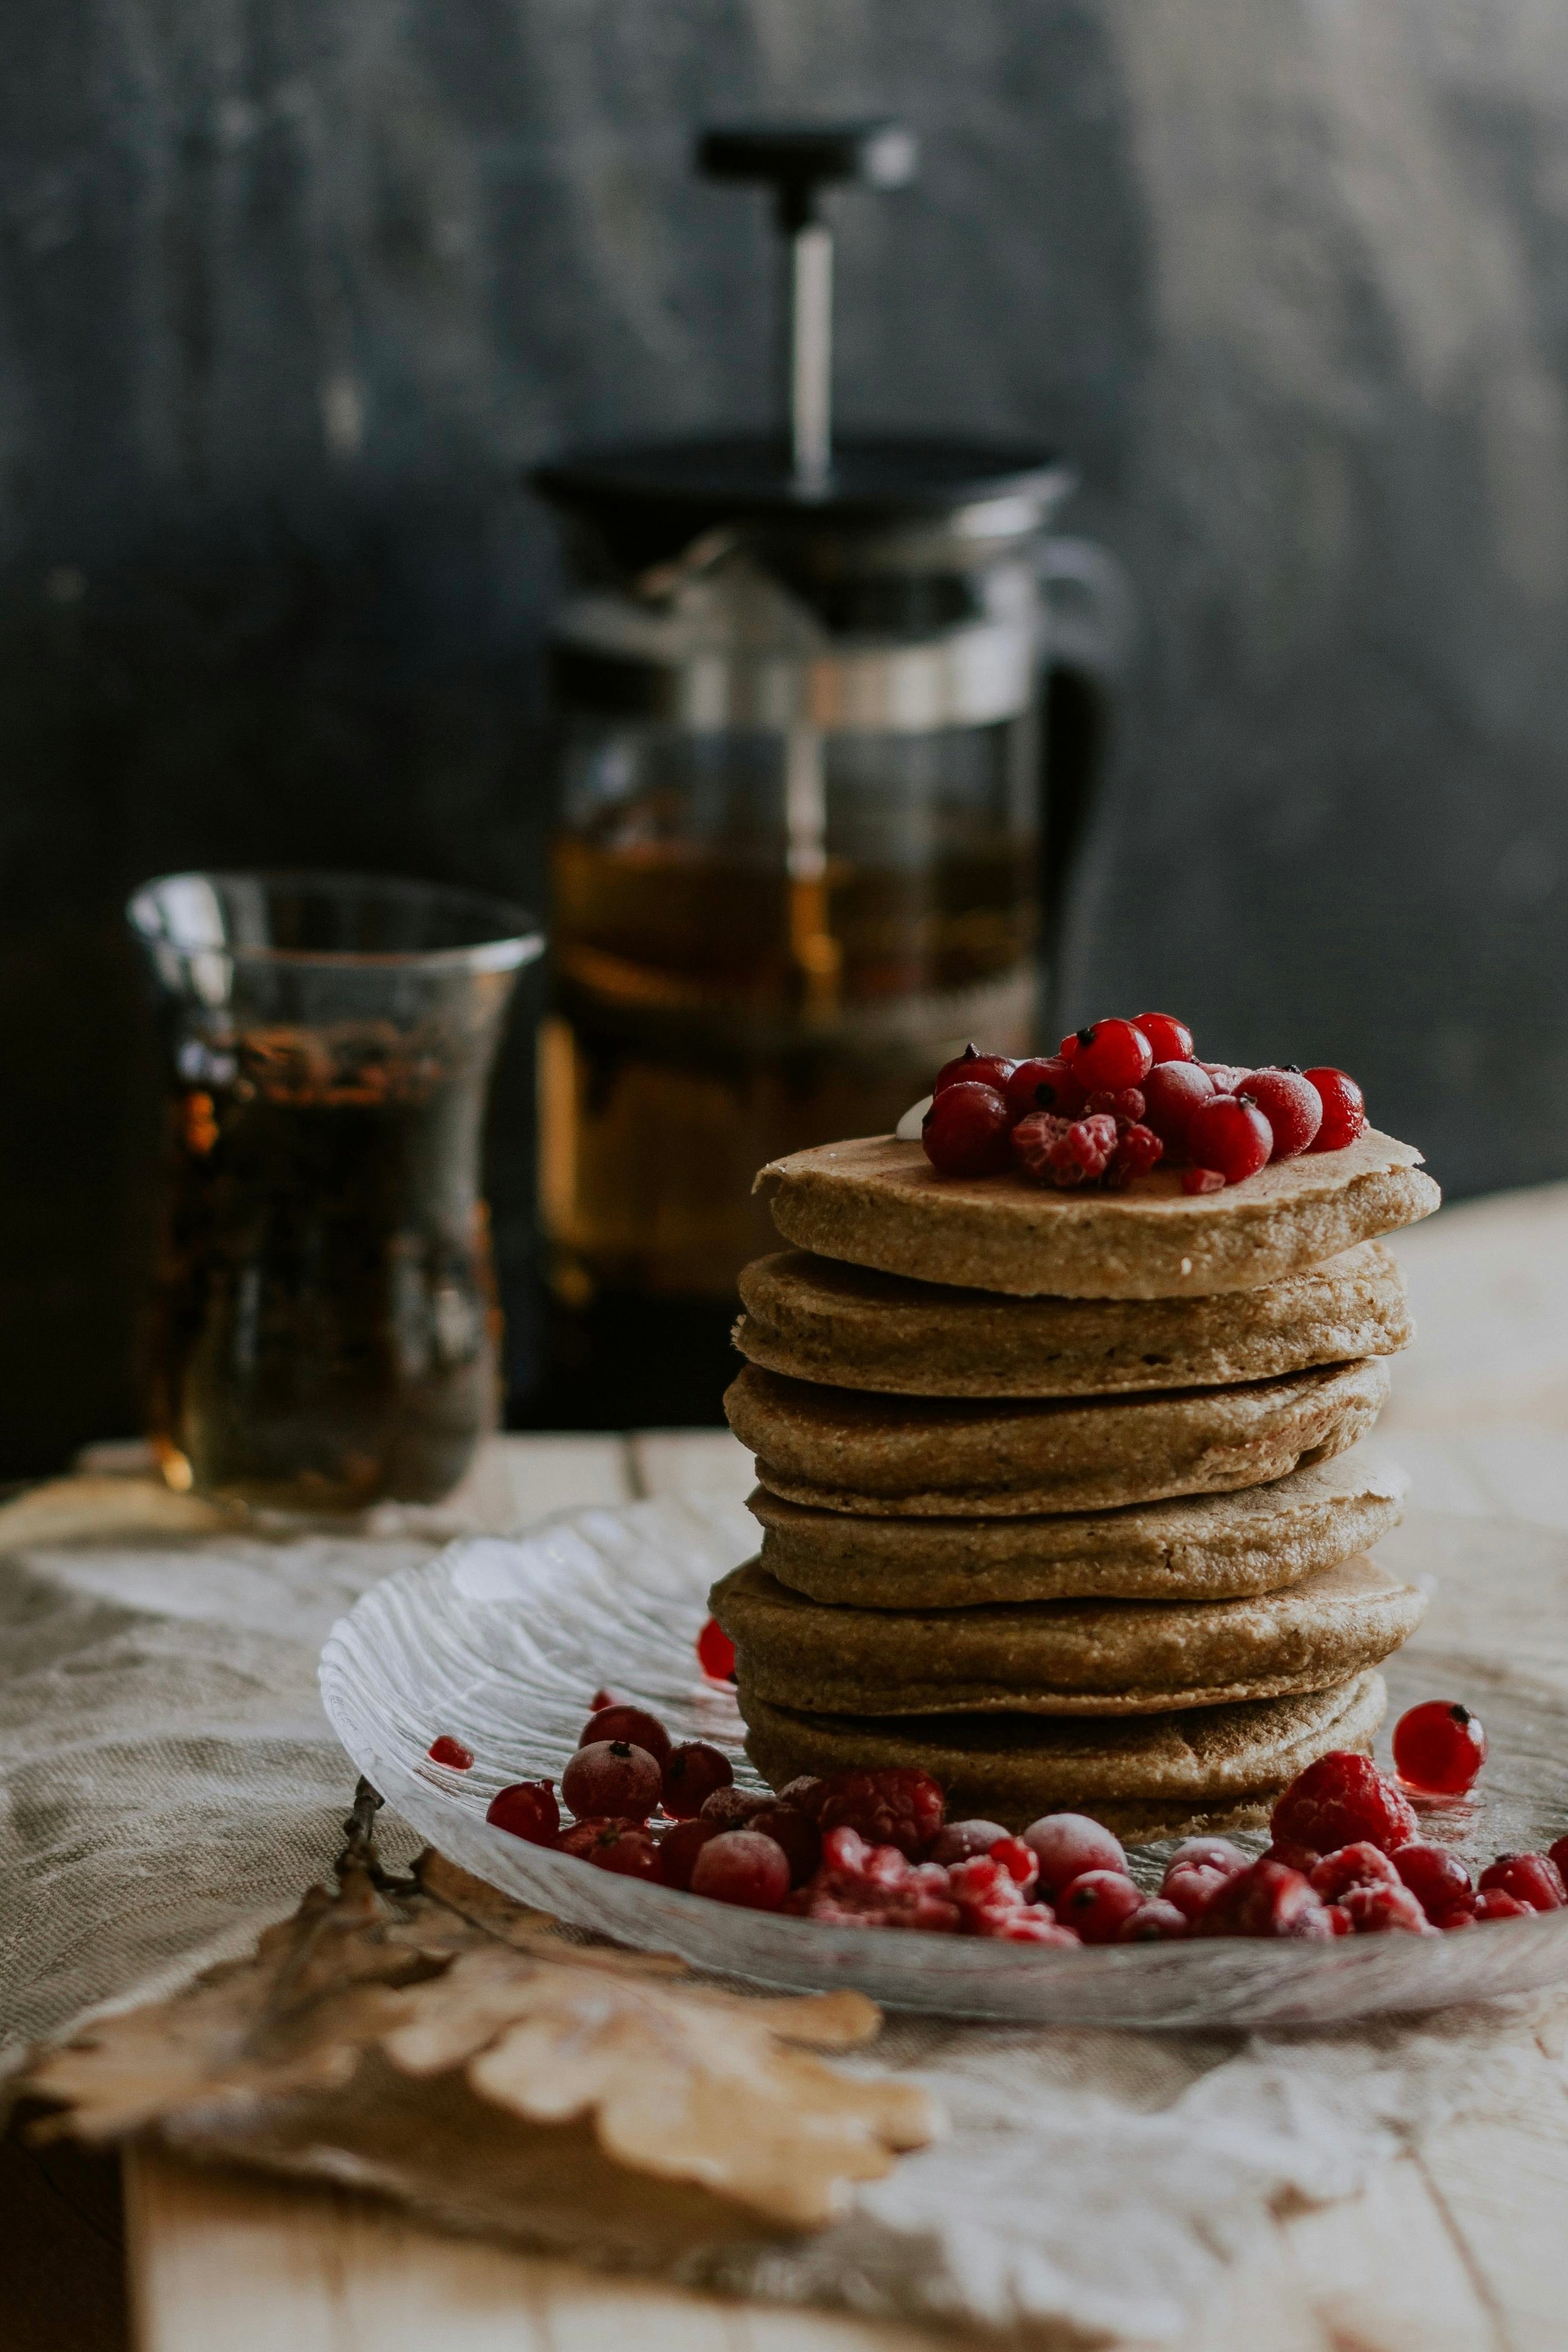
[531,124,1106,1423]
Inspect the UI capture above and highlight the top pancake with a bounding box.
[754,1128,1439,1299]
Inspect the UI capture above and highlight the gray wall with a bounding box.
[2,0,1566,1468]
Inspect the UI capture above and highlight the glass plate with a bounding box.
[318,1492,1568,2028]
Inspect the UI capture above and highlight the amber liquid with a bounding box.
[147,1046,498,1510]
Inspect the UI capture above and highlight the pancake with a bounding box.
[740,1671,1387,1838]
[748,1453,1411,1606]
[710,1553,1423,1717]
[753,1128,1439,1300]
[726,1357,1390,1516]
[733,1239,1411,1398]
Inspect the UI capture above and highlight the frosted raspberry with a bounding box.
[1264,1834,1320,1873]
[1085,1086,1147,1122]
[787,1826,960,1932]
[947,1854,1039,1937]
[795,1766,945,1858]
[1196,1857,1334,1940]
[1326,1904,1353,1935]
[1106,1120,1165,1188]
[1011,1110,1119,1189]
[1340,1880,1432,1934]
[1478,1852,1566,1911]
[1270,1751,1418,1857]
[986,1836,1039,1893]
[1307,1843,1401,1904]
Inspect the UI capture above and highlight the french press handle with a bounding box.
[697,121,917,492]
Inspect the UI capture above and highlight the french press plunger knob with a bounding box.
[697,121,918,493]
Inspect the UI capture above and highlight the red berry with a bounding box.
[748,1802,822,1886]
[1186,1094,1273,1185]
[695,1615,737,1683]
[1394,1843,1475,1919]
[930,1818,1012,1864]
[1085,1087,1146,1122]
[1264,1834,1319,1874]
[589,1686,620,1712]
[427,1735,474,1770]
[796,1765,945,1858]
[947,1854,1038,1936]
[699,1786,768,1830]
[1107,1121,1165,1187]
[1161,1864,1229,1922]
[1239,1068,1323,1161]
[1117,1899,1190,1942]
[486,1779,560,1844]
[690,1828,792,1911]
[1168,1836,1249,1876]
[987,1836,1039,1892]
[1057,1868,1147,1943]
[1181,1166,1225,1194]
[1022,1812,1128,1896]
[1326,1904,1353,1936]
[558,1818,661,1878]
[1012,1110,1119,1188]
[1003,1056,1088,1124]
[1475,1887,1533,1921]
[655,1816,721,1889]
[992,1911,1082,1946]
[1303,1067,1367,1152]
[1067,1019,1154,1092]
[1436,1907,1477,1930]
[1140,1061,1215,1154]
[579,1704,673,1762]
[922,1082,1014,1177]
[1197,1857,1334,1940]
[1340,1880,1430,1934]
[933,1043,1019,1096]
[1308,1843,1401,1903]
[1391,1700,1487,1797]
[1198,1061,1251,1092]
[660,1740,734,1820]
[561,1739,663,1823]
[1270,1749,1418,1857]
[1133,1012,1194,1065]
[1478,1852,1566,1911]
[787,1826,961,1932]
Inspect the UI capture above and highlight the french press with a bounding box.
[529,122,1121,1420]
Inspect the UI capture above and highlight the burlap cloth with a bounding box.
[4,1447,1567,2345]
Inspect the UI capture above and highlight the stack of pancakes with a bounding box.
[714,1127,1441,1838]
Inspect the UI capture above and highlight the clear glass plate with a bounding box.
[318,1493,1568,2028]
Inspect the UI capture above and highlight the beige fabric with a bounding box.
[755,1127,1440,1298]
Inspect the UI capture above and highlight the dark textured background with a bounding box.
[3,0,1567,1471]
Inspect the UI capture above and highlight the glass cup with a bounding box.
[128,871,543,1512]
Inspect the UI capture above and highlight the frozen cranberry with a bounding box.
[1012,1110,1120,1187]
[1186,1094,1273,1185]
[561,1739,662,1823]
[1133,1012,1194,1064]
[987,1836,1039,1892]
[1117,1899,1190,1942]
[1271,1751,1418,1856]
[560,1819,661,1879]
[1308,1843,1401,1904]
[486,1779,560,1845]
[787,1826,961,1932]
[796,1766,944,1858]
[690,1829,792,1911]
[933,1044,1019,1096]
[748,1802,821,1886]
[1023,1812,1128,1896]
[1108,1122,1165,1187]
[1161,1864,1229,1922]
[655,1816,721,1889]
[1478,1852,1566,1911]
[579,1704,673,1762]
[922,1082,1014,1177]
[930,1818,1012,1864]
[699,1786,768,1830]
[660,1740,734,1820]
[1392,1701,1487,1796]
[1181,1166,1225,1194]
[1003,1055,1087,1124]
[1394,1844,1475,1919]
[1140,1061,1215,1155]
[1197,1858,1334,1940]
[1168,1836,1249,1876]
[427,1735,474,1769]
[1304,1067,1367,1152]
[1475,1888,1532,1921]
[1067,1019,1154,1092]
[1341,1880,1431,1934]
[1057,1868,1147,1944]
[1240,1068,1323,1160]
[696,1615,737,1683]
[1086,1086,1147,1123]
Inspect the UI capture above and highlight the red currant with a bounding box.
[486,1779,560,1844]
[1478,1852,1566,1911]
[1239,1068,1323,1160]
[1140,1061,1215,1154]
[930,1818,1012,1864]
[660,1739,734,1820]
[1181,1166,1225,1194]
[559,1819,662,1878]
[922,1082,1013,1177]
[1057,1868,1147,1943]
[933,1044,1018,1095]
[748,1802,822,1886]
[1303,1067,1367,1152]
[1196,1858,1334,1940]
[1022,1812,1128,1896]
[1270,1750,1418,1855]
[655,1816,722,1887]
[1186,1094,1273,1184]
[690,1828,792,1911]
[1003,1056,1088,1124]
[1133,1012,1194,1064]
[696,1615,737,1683]
[561,1739,662,1823]
[1066,1019,1154,1092]
[1391,1700,1487,1796]
[1394,1843,1475,1918]
[1117,1899,1190,1942]
[579,1703,673,1761]
[1307,1843,1400,1903]
[1474,1888,1532,1921]
[1161,1864,1230,1922]
[427,1735,474,1770]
